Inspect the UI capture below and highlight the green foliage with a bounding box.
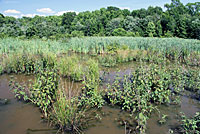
[112,28,127,36]
[105,42,119,53]
[58,56,84,81]
[2,53,56,74]
[68,37,200,62]
[0,65,3,74]
[62,12,76,31]
[0,0,200,39]
[146,21,156,37]
[0,38,68,55]
[106,18,123,35]
[31,69,58,117]
[180,112,200,134]
[98,55,117,67]
[126,31,135,37]
[9,80,30,101]
[9,68,58,117]
[183,69,200,93]
[105,64,183,133]
[71,31,84,37]
[80,59,104,108]
[50,89,87,133]
[158,114,168,125]
[164,31,174,37]
[121,44,129,50]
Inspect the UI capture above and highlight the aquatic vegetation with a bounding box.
[105,64,184,133]
[10,68,58,117]
[183,69,200,93]
[98,55,117,67]
[30,68,58,117]
[158,114,168,125]
[180,112,200,134]
[2,53,56,74]
[0,65,2,74]
[106,42,119,54]
[68,37,200,64]
[2,37,200,134]
[50,88,88,133]
[58,56,84,81]
[0,38,68,55]
[80,59,104,108]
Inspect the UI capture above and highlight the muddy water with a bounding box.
[146,94,200,134]
[0,74,84,134]
[84,95,200,134]
[0,75,57,134]
[89,62,200,134]
[0,62,200,134]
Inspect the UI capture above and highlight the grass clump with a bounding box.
[50,89,88,133]
[2,53,56,74]
[58,56,84,81]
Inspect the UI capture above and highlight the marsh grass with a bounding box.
[58,56,84,82]
[2,52,57,74]
[50,88,88,133]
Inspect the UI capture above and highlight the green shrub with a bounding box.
[106,42,119,53]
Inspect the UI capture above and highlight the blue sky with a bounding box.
[0,0,198,18]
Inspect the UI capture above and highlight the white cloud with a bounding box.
[56,10,79,16]
[4,9,21,14]
[36,8,55,14]
[119,7,131,10]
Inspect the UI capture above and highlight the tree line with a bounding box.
[0,0,199,39]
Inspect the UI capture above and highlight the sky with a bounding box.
[0,0,198,18]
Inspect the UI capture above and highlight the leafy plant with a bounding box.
[180,112,200,134]
[105,64,184,133]
[158,114,168,125]
[30,68,58,117]
[80,59,104,108]
[10,68,59,117]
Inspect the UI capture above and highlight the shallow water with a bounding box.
[0,62,200,134]
[0,75,56,134]
[90,62,200,134]
[85,93,200,134]
[0,74,84,134]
